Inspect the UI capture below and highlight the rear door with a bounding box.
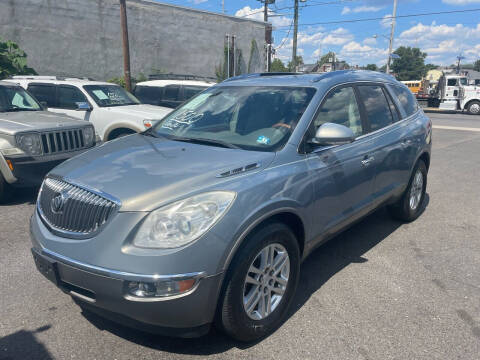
[306,85,377,237]
[357,83,416,206]
[27,83,56,108]
[159,85,181,108]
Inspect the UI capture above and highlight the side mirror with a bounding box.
[76,102,92,111]
[310,123,355,146]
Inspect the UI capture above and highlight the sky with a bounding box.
[155,0,480,67]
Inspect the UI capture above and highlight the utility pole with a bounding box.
[222,0,225,14]
[119,0,132,91]
[292,0,299,72]
[258,0,274,72]
[386,0,398,75]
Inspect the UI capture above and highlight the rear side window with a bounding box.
[27,84,56,107]
[314,86,363,137]
[57,85,88,109]
[391,85,418,117]
[357,85,394,132]
[183,86,206,101]
[134,86,163,105]
[164,85,180,101]
[384,88,400,123]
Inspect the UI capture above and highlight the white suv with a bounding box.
[6,76,172,141]
[133,77,215,109]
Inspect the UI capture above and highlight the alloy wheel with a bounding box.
[242,243,290,320]
[409,170,424,210]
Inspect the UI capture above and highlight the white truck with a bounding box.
[426,73,480,115]
[5,76,173,141]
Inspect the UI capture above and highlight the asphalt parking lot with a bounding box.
[1,112,479,360]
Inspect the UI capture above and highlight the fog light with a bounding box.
[126,277,199,300]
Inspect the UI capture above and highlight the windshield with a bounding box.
[83,84,140,107]
[151,86,316,152]
[459,78,468,86]
[0,85,42,112]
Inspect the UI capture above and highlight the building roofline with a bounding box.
[130,0,268,26]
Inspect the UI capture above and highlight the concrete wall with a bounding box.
[0,0,267,80]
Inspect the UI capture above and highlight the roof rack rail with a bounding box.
[9,75,95,81]
[148,73,216,82]
[223,72,303,82]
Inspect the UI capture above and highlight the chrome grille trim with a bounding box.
[37,177,121,239]
[41,128,87,155]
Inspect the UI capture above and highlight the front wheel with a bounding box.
[388,160,427,222]
[467,101,480,115]
[217,222,300,342]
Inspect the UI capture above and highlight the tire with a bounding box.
[388,160,427,222]
[0,172,12,204]
[467,101,480,115]
[217,222,300,342]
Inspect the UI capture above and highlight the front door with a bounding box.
[306,85,376,238]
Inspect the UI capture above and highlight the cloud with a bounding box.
[339,41,388,66]
[191,0,208,4]
[380,14,392,28]
[397,22,480,64]
[234,6,291,28]
[341,5,384,15]
[442,0,480,4]
[363,37,378,45]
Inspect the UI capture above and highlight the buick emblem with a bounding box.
[51,191,69,214]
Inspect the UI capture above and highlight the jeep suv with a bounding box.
[6,76,172,141]
[0,81,96,202]
[30,71,431,341]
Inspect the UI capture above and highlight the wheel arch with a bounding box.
[464,99,480,113]
[418,151,430,171]
[105,125,140,141]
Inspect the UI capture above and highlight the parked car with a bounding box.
[5,76,172,141]
[30,71,431,341]
[134,77,215,109]
[0,81,97,203]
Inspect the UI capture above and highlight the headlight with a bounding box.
[15,133,42,155]
[133,191,236,249]
[83,126,95,147]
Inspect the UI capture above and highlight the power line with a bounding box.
[274,8,480,28]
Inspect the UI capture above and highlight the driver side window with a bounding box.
[313,86,363,137]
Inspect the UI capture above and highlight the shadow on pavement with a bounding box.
[0,325,53,360]
[0,187,38,206]
[78,197,429,355]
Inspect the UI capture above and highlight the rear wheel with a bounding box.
[217,222,300,342]
[467,101,480,115]
[388,160,427,222]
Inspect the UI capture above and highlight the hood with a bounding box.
[0,111,90,135]
[105,104,172,120]
[49,134,275,212]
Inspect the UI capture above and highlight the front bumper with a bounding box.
[5,148,93,186]
[31,246,223,337]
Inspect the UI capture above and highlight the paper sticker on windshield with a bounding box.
[257,136,271,145]
[92,90,109,100]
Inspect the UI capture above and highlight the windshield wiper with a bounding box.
[171,136,240,149]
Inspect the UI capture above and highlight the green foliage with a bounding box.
[288,56,304,72]
[107,72,149,89]
[317,52,336,66]
[425,64,438,72]
[0,38,37,79]
[270,58,288,72]
[365,64,378,71]
[474,59,480,72]
[391,46,427,81]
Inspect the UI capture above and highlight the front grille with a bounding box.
[38,178,120,237]
[41,129,86,154]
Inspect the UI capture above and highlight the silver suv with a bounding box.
[30,71,432,341]
[0,81,96,202]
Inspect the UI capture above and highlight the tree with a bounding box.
[108,73,148,89]
[288,56,304,71]
[425,63,438,72]
[270,58,288,72]
[0,38,36,79]
[317,51,336,66]
[365,64,378,71]
[474,59,480,72]
[390,46,427,81]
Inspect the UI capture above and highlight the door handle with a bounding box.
[361,156,375,166]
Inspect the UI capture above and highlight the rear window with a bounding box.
[183,86,206,101]
[391,85,418,117]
